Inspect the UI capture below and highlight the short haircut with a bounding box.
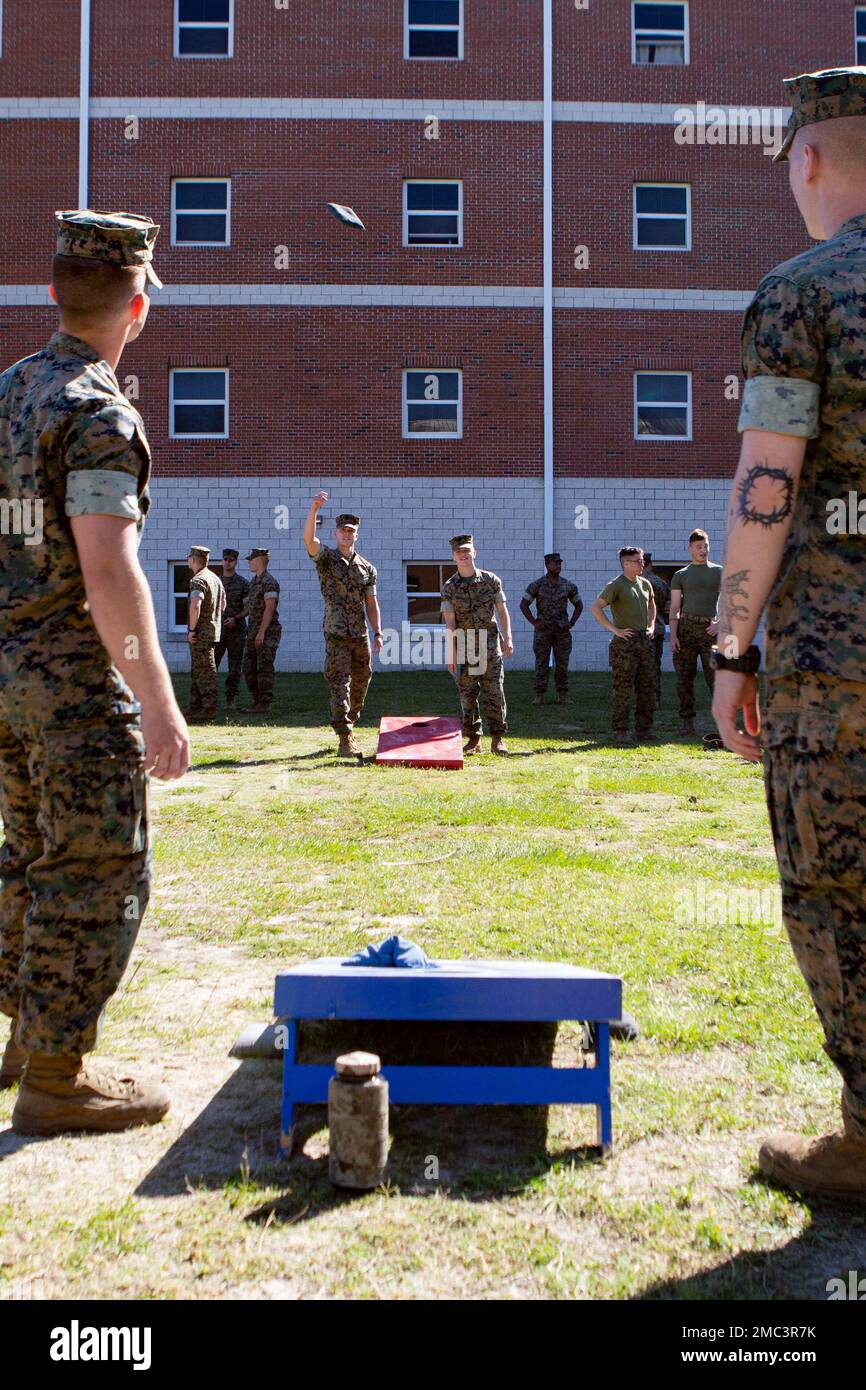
[618,546,644,562]
[51,254,146,327]
[689,528,709,544]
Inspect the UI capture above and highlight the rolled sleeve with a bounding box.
[65,467,141,520]
[738,274,822,437]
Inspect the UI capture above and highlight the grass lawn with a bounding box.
[1,670,862,1300]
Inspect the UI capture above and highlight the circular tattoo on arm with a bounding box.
[736,463,794,529]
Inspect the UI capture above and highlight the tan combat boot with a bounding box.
[12,1053,170,1135]
[463,734,482,755]
[491,734,509,756]
[338,732,360,757]
[758,1128,866,1199]
[0,1026,27,1089]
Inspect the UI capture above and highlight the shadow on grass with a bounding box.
[640,1185,866,1300]
[136,1021,604,1210]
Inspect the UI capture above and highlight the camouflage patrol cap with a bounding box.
[222,548,239,559]
[246,548,270,559]
[335,513,361,528]
[189,546,210,560]
[55,209,163,287]
[450,533,474,550]
[544,552,562,562]
[774,67,866,163]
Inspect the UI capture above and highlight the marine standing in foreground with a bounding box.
[0,210,189,1132]
[713,67,866,1196]
[441,533,513,756]
[303,491,383,758]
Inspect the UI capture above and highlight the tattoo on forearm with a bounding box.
[736,462,794,529]
[719,568,751,629]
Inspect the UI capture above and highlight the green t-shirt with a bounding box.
[598,574,653,631]
[670,561,722,617]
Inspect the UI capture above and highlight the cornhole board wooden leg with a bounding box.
[279,1019,298,1157]
[375,715,463,769]
[594,1023,613,1156]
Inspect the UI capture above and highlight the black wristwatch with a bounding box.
[710,643,761,674]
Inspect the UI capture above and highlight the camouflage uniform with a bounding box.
[0,330,151,1055]
[523,573,580,695]
[188,566,224,719]
[441,570,508,737]
[599,573,655,736]
[739,204,866,1139]
[644,571,670,704]
[313,545,376,735]
[243,570,282,709]
[671,565,722,721]
[213,570,249,703]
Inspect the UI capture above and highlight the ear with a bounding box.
[48,284,57,304]
[130,290,147,318]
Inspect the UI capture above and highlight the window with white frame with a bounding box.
[175,0,233,58]
[405,561,458,626]
[170,369,229,439]
[405,0,463,59]
[172,179,231,246]
[634,372,691,440]
[632,2,688,65]
[403,370,462,437]
[857,8,866,63]
[168,558,225,633]
[634,184,690,250]
[404,181,462,247]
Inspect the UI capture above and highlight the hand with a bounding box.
[224,616,235,629]
[613,628,633,640]
[711,670,762,761]
[141,699,190,780]
[373,633,383,654]
[312,490,328,509]
[255,632,265,648]
[647,625,655,639]
[707,620,719,639]
[502,640,514,658]
[187,631,196,646]
[447,661,456,674]
[670,630,680,653]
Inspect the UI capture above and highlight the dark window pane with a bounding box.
[408,215,459,243]
[634,3,684,28]
[175,213,227,243]
[431,184,459,210]
[407,183,435,210]
[407,404,458,432]
[175,181,228,209]
[406,564,441,592]
[635,185,687,214]
[407,182,459,210]
[637,374,688,403]
[637,406,688,437]
[405,371,459,400]
[173,564,191,593]
[174,404,226,434]
[859,38,866,62]
[173,371,226,401]
[177,27,229,55]
[408,597,447,623]
[409,29,460,57]
[409,1,460,24]
[636,216,687,247]
[860,13,866,37]
[175,596,190,625]
[179,0,230,20]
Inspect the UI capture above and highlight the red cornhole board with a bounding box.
[376,715,463,769]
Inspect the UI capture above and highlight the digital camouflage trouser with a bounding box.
[533,624,572,694]
[652,629,665,705]
[764,673,866,1140]
[609,633,655,735]
[454,637,507,737]
[243,626,282,708]
[214,624,246,703]
[673,613,715,720]
[188,636,217,717]
[324,634,372,735]
[0,650,150,1055]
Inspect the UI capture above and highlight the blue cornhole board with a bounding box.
[273,958,622,1157]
